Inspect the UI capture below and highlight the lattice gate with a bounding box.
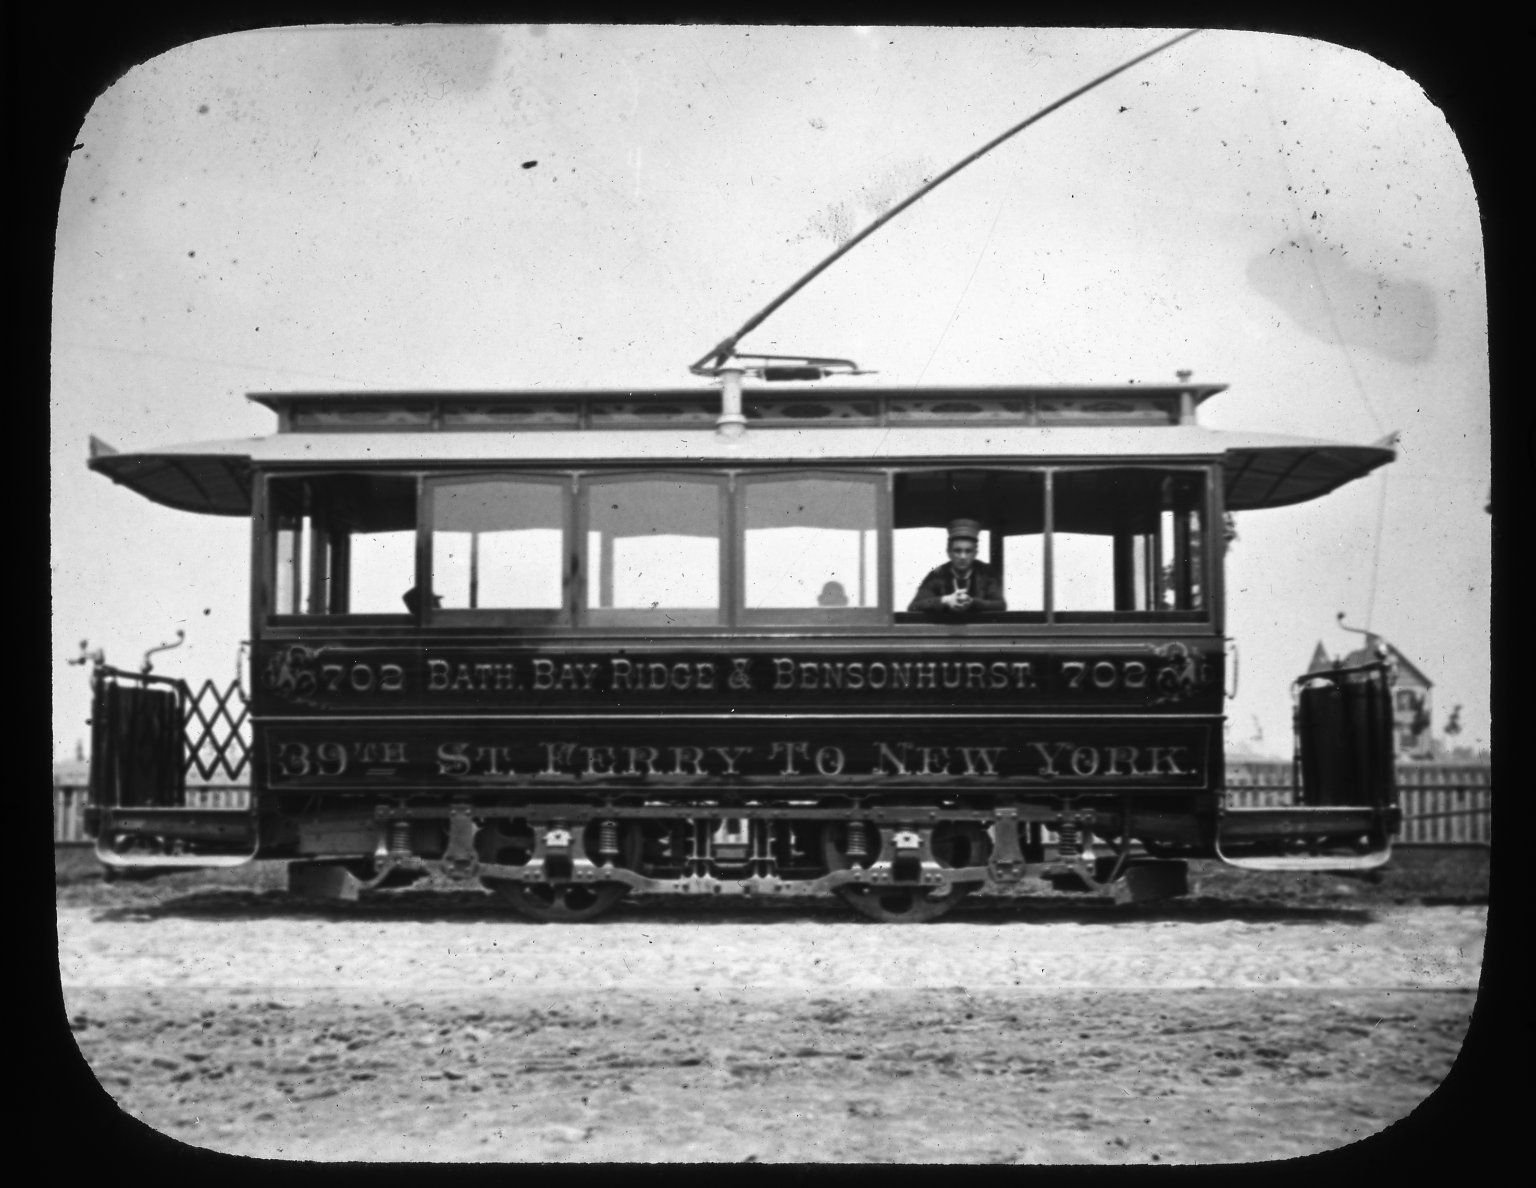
[182,675,251,784]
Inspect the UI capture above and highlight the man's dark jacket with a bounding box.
[907,560,1007,613]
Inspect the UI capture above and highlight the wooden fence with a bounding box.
[52,760,1491,847]
[1223,759,1492,846]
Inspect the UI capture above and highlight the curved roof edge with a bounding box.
[88,426,1395,517]
[88,448,253,517]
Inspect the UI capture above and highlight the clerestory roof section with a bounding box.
[87,385,1395,518]
[245,383,1230,432]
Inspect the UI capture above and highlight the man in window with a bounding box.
[907,519,1007,615]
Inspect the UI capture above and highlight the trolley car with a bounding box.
[83,376,1400,920]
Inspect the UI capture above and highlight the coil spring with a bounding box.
[598,819,620,858]
[1056,819,1080,858]
[846,820,869,859]
[388,820,412,858]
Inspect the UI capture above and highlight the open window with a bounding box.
[894,469,1047,622]
[1051,467,1208,622]
[582,474,725,627]
[426,475,569,625]
[267,473,417,618]
[738,472,884,624]
[892,466,1210,625]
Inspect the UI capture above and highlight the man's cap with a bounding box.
[947,518,983,542]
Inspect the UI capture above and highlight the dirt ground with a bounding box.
[54,849,1491,1165]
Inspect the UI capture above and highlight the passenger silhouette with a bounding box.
[402,586,443,615]
[817,580,850,607]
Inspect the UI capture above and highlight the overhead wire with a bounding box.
[690,28,1201,372]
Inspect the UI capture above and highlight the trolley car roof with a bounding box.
[87,384,1396,518]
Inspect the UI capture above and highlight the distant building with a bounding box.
[1307,636,1434,759]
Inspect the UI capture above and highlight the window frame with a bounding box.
[889,464,1051,624]
[734,470,890,627]
[253,461,1221,637]
[422,471,574,628]
[260,470,420,625]
[577,470,730,629]
[1046,463,1212,625]
[891,462,1217,631]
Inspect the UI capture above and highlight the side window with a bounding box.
[893,469,1045,619]
[268,474,417,616]
[1050,469,1118,612]
[583,475,723,626]
[1051,468,1207,621]
[428,477,566,614]
[740,474,882,620]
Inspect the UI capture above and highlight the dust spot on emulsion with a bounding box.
[808,200,858,244]
[797,156,935,247]
[1246,232,1438,364]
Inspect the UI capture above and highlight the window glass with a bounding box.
[585,477,721,618]
[743,477,879,609]
[431,479,563,610]
[268,474,417,616]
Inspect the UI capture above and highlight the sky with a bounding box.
[50,24,1490,760]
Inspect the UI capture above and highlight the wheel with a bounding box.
[835,882,973,923]
[498,880,630,922]
[824,822,991,923]
[932,821,992,872]
[480,819,639,923]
